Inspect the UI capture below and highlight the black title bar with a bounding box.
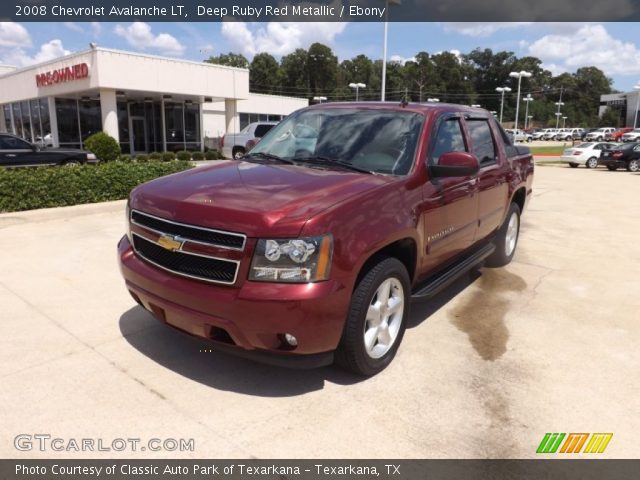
[3,0,640,22]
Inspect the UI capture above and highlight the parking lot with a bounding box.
[1,165,639,459]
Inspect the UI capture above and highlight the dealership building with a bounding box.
[0,47,308,153]
[599,91,640,127]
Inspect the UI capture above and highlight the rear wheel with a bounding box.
[586,157,599,169]
[486,203,521,268]
[628,159,640,172]
[335,257,410,376]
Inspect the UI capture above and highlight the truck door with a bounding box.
[422,114,479,269]
[464,116,509,241]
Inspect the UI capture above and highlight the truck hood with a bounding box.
[130,160,391,237]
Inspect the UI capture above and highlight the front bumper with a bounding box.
[118,236,350,368]
[560,155,586,164]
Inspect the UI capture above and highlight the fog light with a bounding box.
[284,333,298,347]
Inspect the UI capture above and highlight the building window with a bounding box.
[117,102,130,153]
[12,104,23,139]
[39,99,51,145]
[79,99,102,144]
[165,102,184,151]
[55,98,81,149]
[20,101,33,143]
[239,112,283,131]
[184,103,200,151]
[3,105,12,134]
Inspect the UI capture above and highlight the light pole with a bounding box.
[633,84,640,127]
[349,83,366,101]
[313,96,327,104]
[381,0,401,101]
[562,116,567,128]
[554,87,565,129]
[528,115,533,127]
[495,87,512,124]
[509,70,532,131]
[523,94,533,130]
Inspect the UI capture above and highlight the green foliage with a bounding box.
[162,152,176,162]
[205,150,222,160]
[191,151,204,160]
[176,150,192,161]
[204,52,249,69]
[84,132,121,162]
[135,154,149,162]
[250,53,281,94]
[0,161,193,213]
[149,152,162,161]
[117,154,132,163]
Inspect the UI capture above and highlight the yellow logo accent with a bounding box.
[157,234,183,252]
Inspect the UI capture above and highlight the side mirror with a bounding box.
[430,151,480,178]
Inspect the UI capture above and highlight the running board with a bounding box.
[411,243,495,300]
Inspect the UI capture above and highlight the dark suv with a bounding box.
[0,133,98,168]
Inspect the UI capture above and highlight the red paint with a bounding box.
[35,63,89,87]
[119,102,534,362]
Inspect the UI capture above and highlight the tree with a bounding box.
[204,53,249,69]
[306,43,338,99]
[250,53,280,94]
[280,48,309,96]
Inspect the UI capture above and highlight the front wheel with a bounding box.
[627,159,640,172]
[335,257,410,376]
[586,157,599,169]
[486,203,521,268]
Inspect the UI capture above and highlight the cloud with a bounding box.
[528,24,640,76]
[221,21,347,58]
[1,39,70,67]
[114,22,185,56]
[63,22,83,33]
[390,55,417,65]
[0,22,31,48]
[443,22,533,37]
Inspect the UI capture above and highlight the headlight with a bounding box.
[249,235,333,283]
[87,153,97,161]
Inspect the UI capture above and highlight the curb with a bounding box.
[0,199,127,226]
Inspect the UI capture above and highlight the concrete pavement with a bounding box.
[1,166,639,459]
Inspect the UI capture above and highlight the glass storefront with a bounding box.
[2,99,50,145]
[239,112,283,130]
[55,98,81,149]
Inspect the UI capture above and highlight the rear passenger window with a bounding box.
[467,119,496,166]
[430,118,466,165]
[254,124,274,138]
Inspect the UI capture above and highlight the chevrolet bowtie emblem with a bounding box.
[157,234,184,252]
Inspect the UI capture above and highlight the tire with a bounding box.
[597,136,603,141]
[62,160,81,167]
[628,159,640,172]
[335,257,410,376]
[607,165,617,171]
[486,203,521,268]
[586,157,599,169]
[232,147,245,160]
[569,163,578,168]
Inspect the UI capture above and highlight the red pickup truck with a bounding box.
[118,102,534,376]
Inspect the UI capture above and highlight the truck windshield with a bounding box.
[249,108,424,175]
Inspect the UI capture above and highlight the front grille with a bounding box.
[133,234,239,284]
[131,210,245,250]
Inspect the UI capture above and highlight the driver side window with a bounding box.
[430,118,466,165]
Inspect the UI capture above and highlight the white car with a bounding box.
[542,129,560,140]
[221,121,278,159]
[620,128,640,143]
[585,127,616,142]
[505,129,532,143]
[531,129,550,140]
[556,128,584,141]
[560,142,618,168]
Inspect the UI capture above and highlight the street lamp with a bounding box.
[633,84,640,127]
[381,0,401,101]
[562,116,568,128]
[509,70,532,131]
[523,94,533,130]
[495,87,512,124]
[349,83,366,101]
[555,101,565,129]
[313,96,327,104]
[427,98,440,102]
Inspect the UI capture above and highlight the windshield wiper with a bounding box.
[294,156,377,175]
[242,152,298,165]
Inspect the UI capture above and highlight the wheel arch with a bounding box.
[511,186,527,214]
[354,237,418,290]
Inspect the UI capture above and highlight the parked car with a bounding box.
[118,102,534,376]
[542,129,560,140]
[580,128,599,140]
[605,127,633,141]
[601,142,640,171]
[559,142,618,168]
[505,129,533,143]
[221,121,278,159]
[585,127,616,141]
[556,128,584,141]
[620,128,640,143]
[0,133,98,167]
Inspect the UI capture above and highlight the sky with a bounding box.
[2,21,640,91]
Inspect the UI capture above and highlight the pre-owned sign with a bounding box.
[35,63,89,87]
